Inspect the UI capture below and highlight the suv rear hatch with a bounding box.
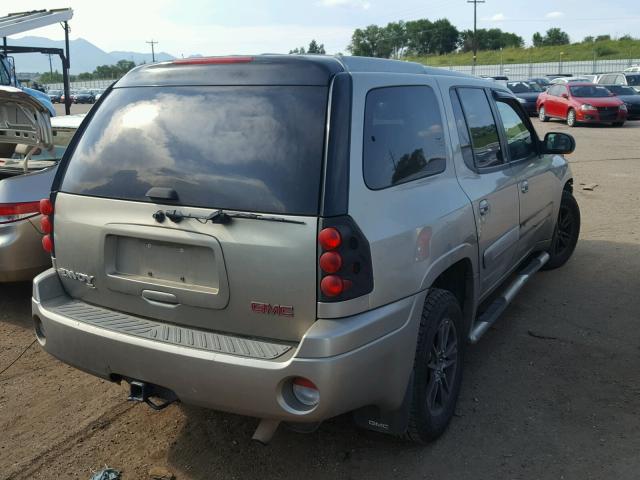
[51,57,343,342]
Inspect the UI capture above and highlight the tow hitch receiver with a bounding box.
[127,380,178,411]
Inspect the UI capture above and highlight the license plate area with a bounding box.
[113,237,218,291]
[103,224,229,310]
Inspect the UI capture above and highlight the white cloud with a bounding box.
[318,0,371,9]
[545,11,565,19]
[482,13,506,22]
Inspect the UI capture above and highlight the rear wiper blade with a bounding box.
[153,209,305,225]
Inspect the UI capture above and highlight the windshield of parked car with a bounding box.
[570,85,612,98]
[507,81,543,93]
[61,85,328,215]
[626,75,640,86]
[49,90,62,95]
[606,85,637,95]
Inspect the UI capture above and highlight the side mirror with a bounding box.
[542,132,575,155]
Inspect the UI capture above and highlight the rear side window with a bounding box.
[456,88,504,169]
[363,86,446,190]
[61,86,328,215]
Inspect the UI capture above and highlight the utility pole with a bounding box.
[48,54,53,76]
[467,0,485,74]
[146,40,158,63]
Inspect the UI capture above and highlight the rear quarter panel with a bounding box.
[318,73,477,319]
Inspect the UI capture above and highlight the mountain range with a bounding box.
[6,36,176,74]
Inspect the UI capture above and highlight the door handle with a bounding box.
[521,180,529,194]
[479,200,490,216]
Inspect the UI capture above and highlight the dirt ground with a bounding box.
[1,117,639,480]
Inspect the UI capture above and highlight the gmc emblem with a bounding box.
[251,302,294,317]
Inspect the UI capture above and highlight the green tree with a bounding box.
[307,39,326,54]
[384,21,408,58]
[289,47,306,54]
[543,28,570,46]
[405,19,434,55]
[348,25,393,58]
[532,32,544,47]
[37,70,63,83]
[583,36,594,43]
[595,34,611,42]
[430,19,459,54]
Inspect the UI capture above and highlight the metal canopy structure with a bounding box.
[1,8,74,114]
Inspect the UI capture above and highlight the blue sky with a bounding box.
[8,0,640,56]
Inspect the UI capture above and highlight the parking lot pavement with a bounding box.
[1,119,639,480]
[53,103,93,116]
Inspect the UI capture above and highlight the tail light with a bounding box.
[39,198,54,254]
[317,216,373,302]
[0,201,41,225]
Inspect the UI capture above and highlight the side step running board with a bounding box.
[469,251,550,343]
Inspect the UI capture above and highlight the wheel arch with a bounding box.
[420,247,477,339]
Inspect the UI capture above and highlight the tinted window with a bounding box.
[449,90,475,170]
[363,86,446,189]
[457,88,504,169]
[61,86,328,215]
[626,74,640,86]
[570,85,611,98]
[496,102,535,162]
[607,85,637,95]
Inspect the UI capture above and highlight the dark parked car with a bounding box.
[527,77,551,89]
[604,85,640,119]
[73,90,95,104]
[506,81,544,115]
[597,72,640,93]
[47,89,62,103]
[537,83,627,127]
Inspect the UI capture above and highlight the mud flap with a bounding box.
[352,372,413,435]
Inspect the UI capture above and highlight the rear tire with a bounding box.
[538,106,549,122]
[566,109,578,127]
[543,190,580,270]
[403,289,464,444]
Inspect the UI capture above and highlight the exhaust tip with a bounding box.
[251,419,281,445]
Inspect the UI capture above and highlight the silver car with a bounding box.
[32,56,580,444]
[0,87,83,282]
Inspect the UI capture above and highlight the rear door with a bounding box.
[450,87,520,298]
[52,84,329,342]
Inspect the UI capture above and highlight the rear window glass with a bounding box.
[61,86,328,215]
[363,86,446,190]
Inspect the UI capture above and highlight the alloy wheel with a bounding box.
[425,317,458,416]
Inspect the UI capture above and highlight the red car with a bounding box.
[537,82,627,127]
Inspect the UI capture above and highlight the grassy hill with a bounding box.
[408,38,640,67]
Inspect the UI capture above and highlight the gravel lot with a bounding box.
[1,117,639,480]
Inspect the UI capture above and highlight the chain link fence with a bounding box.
[442,58,640,79]
[42,78,116,91]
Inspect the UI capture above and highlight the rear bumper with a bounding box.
[0,217,51,282]
[32,269,425,422]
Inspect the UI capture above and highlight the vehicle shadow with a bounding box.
[164,238,640,480]
[0,281,33,329]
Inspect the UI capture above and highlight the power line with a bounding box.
[467,0,485,72]
[146,39,158,63]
